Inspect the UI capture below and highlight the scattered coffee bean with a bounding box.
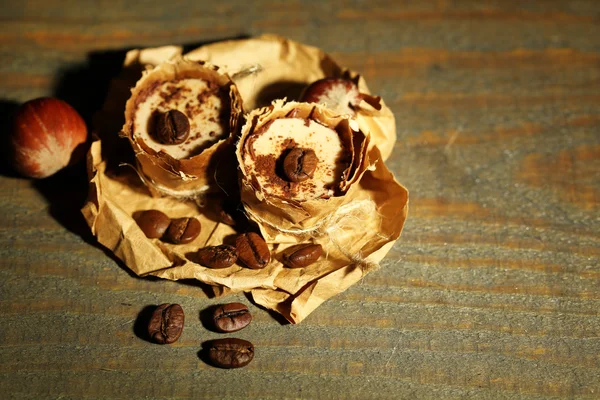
[208,338,254,369]
[134,210,171,239]
[235,232,271,269]
[213,303,252,333]
[196,245,238,269]
[217,199,248,227]
[219,208,236,226]
[147,303,185,344]
[154,109,190,145]
[165,217,201,244]
[282,243,323,268]
[283,147,318,182]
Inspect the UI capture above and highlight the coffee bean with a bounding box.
[165,217,201,244]
[283,147,318,182]
[147,303,184,344]
[217,201,237,226]
[235,232,270,269]
[208,338,254,369]
[213,303,252,333]
[217,199,248,227]
[196,245,238,269]
[154,109,190,145]
[282,243,323,268]
[219,208,236,226]
[134,210,170,239]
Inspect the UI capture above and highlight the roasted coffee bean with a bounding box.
[165,217,201,244]
[147,303,185,344]
[217,199,248,227]
[282,243,323,268]
[154,109,190,145]
[208,338,254,369]
[283,147,318,182]
[220,206,250,231]
[216,201,237,226]
[196,245,238,269]
[219,208,236,226]
[134,210,171,239]
[235,232,270,269]
[213,303,252,332]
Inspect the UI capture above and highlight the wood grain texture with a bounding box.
[1,0,599,398]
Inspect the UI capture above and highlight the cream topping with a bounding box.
[133,78,227,159]
[243,118,348,201]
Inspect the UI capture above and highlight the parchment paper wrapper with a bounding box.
[121,58,243,197]
[82,36,408,323]
[237,100,372,243]
[117,34,396,160]
[187,35,396,160]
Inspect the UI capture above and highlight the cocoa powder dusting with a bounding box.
[281,138,297,150]
[184,102,194,118]
[254,155,293,196]
[158,80,191,105]
[134,80,162,110]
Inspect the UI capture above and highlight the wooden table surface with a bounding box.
[1,1,599,398]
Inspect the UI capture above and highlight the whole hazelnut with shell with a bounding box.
[9,97,88,179]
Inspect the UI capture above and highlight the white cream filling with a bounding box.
[133,79,226,159]
[244,118,347,200]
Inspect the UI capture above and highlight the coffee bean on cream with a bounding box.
[122,58,244,197]
[133,78,229,159]
[242,117,350,201]
[236,101,371,237]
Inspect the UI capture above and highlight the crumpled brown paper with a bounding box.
[185,35,397,160]
[81,35,408,323]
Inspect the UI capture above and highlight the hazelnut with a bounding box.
[301,78,382,115]
[9,97,88,178]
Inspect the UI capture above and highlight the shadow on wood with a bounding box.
[133,304,158,343]
[197,341,213,367]
[0,99,23,178]
[52,34,251,127]
[245,292,291,326]
[35,35,254,283]
[30,164,146,281]
[199,304,221,333]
